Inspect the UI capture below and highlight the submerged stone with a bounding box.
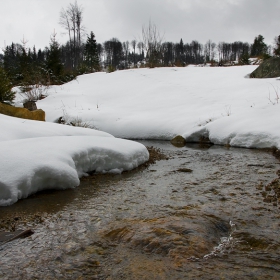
[177,168,193,173]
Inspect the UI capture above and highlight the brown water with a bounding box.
[0,141,280,280]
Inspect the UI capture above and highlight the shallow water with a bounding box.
[0,142,280,279]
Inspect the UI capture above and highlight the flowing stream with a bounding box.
[0,141,280,279]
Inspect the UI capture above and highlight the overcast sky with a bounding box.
[1,0,279,51]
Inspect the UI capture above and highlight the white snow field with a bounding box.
[0,114,148,206]
[36,65,280,148]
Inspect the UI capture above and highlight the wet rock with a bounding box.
[103,216,230,264]
[177,168,193,173]
[171,135,186,147]
[62,241,82,255]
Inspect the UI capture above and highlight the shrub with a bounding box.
[239,53,250,65]
[107,65,116,73]
[0,67,15,103]
[20,83,49,102]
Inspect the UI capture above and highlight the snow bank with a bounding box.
[0,114,148,206]
[33,65,280,148]
[0,136,148,206]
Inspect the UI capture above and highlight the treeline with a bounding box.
[1,32,101,86]
[1,34,278,85]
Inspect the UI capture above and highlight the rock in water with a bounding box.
[171,135,186,147]
[250,57,280,78]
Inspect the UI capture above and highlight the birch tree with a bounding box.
[59,1,84,69]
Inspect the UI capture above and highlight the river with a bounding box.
[0,141,280,279]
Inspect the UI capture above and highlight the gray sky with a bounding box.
[1,0,279,51]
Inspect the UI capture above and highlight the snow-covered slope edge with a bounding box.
[0,114,149,206]
[183,106,280,149]
[0,136,148,206]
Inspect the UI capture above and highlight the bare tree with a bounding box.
[122,41,130,68]
[204,40,216,63]
[131,39,137,67]
[204,40,211,63]
[210,42,216,62]
[142,20,164,67]
[137,41,144,55]
[59,1,84,69]
[59,8,72,44]
[217,42,223,62]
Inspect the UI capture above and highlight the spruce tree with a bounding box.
[179,38,184,65]
[251,35,268,57]
[47,32,63,81]
[84,32,99,72]
[3,43,20,84]
[0,67,15,103]
[239,52,250,65]
[273,35,280,56]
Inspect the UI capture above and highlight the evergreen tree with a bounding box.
[251,35,268,57]
[239,52,250,65]
[162,42,174,66]
[32,46,37,62]
[177,38,185,65]
[84,31,99,72]
[0,67,15,103]
[0,54,3,67]
[37,49,45,63]
[46,32,63,81]
[3,43,20,84]
[273,35,280,56]
[19,45,34,84]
